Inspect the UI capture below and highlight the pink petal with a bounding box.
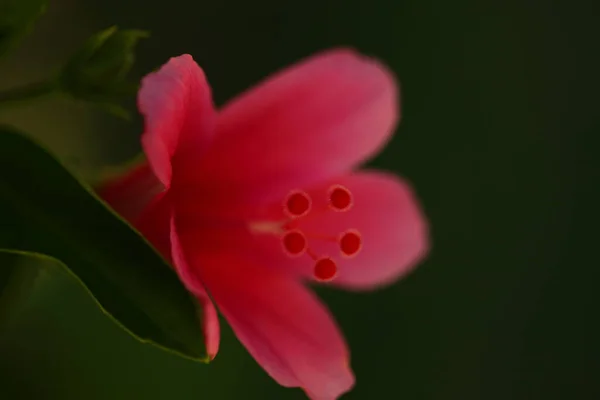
[305,171,429,289]
[138,54,217,188]
[98,162,172,260]
[247,171,429,289]
[177,228,354,399]
[103,172,222,360]
[176,48,399,213]
[98,163,163,224]
[135,193,172,258]
[170,216,220,360]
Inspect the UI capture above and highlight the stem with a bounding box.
[0,80,59,108]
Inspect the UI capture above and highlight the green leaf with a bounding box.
[0,127,208,361]
[0,0,47,57]
[0,249,41,324]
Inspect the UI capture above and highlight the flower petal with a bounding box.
[305,171,429,289]
[247,171,429,289]
[177,228,354,399]
[138,54,216,188]
[179,48,398,211]
[170,216,220,360]
[101,191,222,360]
[135,192,172,258]
[99,163,163,223]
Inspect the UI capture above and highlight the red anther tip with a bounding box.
[314,258,337,281]
[282,230,306,256]
[339,230,362,257]
[285,190,311,218]
[328,185,352,212]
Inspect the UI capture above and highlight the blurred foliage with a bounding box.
[0,0,47,57]
[0,0,598,399]
[60,26,148,117]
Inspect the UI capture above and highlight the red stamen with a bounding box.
[285,190,311,218]
[282,230,306,256]
[339,230,362,257]
[314,258,337,281]
[328,185,352,212]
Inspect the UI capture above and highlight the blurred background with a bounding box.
[0,0,598,399]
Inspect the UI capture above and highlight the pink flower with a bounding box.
[100,49,429,399]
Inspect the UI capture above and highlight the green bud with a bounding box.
[59,26,149,117]
[0,0,47,57]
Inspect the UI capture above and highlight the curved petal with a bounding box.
[99,163,172,260]
[107,194,221,360]
[306,171,429,289]
[99,186,221,359]
[177,228,354,399]
[170,216,220,360]
[247,171,429,290]
[98,162,163,223]
[138,54,217,188]
[135,192,172,258]
[179,48,399,213]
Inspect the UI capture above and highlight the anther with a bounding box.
[282,230,307,256]
[314,257,338,281]
[285,190,311,218]
[328,185,352,212]
[339,230,362,257]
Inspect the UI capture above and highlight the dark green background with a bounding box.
[0,0,598,399]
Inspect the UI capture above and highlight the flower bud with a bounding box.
[59,26,148,116]
[0,0,47,56]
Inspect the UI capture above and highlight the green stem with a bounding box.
[0,80,59,108]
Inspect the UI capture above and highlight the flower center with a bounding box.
[328,185,353,211]
[250,184,362,282]
[285,190,311,218]
[314,258,338,281]
[339,229,362,257]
